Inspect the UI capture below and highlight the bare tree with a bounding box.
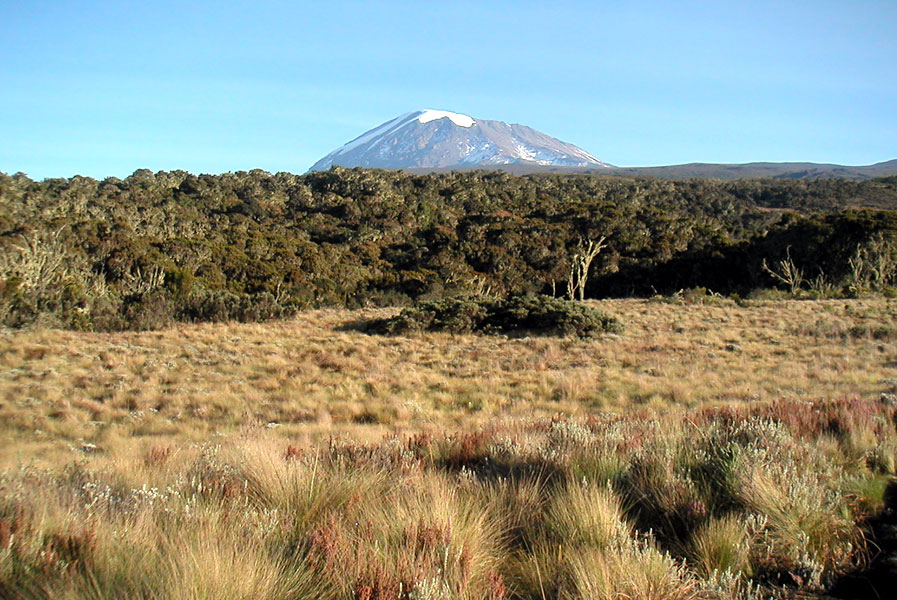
[0,227,70,296]
[848,233,896,292]
[468,273,493,298]
[121,265,166,296]
[762,246,804,295]
[567,236,607,301]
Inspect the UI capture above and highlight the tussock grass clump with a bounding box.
[364,294,623,338]
[304,472,507,600]
[545,482,628,548]
[566,542,704,600]
[689,514,753,578]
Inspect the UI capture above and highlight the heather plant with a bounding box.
[3,169,897,330]
[371,297,490,335]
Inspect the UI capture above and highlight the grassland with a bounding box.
[1,297,897,598]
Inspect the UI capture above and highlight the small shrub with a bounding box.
[364,294,622,338]
[178,289,296,323]
[120,291,175,331]
[745,287,791,301]
[379,297,488,334]
[484,294,623,337]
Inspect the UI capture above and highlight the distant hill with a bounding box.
[409,159,897,180]
[610,159,897,180]
[309,109,894,180]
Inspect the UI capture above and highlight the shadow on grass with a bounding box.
[830,478,897,599]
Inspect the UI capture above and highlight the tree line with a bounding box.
[1,167,896,330]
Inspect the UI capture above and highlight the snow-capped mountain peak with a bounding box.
[309,110,610,171]
[416,109,475,127]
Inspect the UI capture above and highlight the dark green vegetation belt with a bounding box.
[1,168,896,330]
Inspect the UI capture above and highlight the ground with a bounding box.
[1,297,896,599]
[1,298,895,465]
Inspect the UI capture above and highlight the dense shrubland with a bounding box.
[1,397,894,599]
[2,168,896,330]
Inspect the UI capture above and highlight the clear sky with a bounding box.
[1,0,895,179]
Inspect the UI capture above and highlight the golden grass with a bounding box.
[1,396,894,599]
[545,481,628,548]
[689,515,752,578]
[1,298,895,466]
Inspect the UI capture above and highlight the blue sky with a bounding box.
[1,0,895,179]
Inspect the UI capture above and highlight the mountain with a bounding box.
[308,109,611,171]
[308,109,895,179]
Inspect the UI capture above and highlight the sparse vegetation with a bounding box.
[1,298,896,598]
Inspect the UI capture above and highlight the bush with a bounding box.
[178,290,296,323]
[486,294,623,337]
[365,294,623,338]
[120,291,175,331]
[378,297,488,334]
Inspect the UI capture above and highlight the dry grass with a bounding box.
[1,298,895,465]
[2,400,892,598]
[1,297,896,598]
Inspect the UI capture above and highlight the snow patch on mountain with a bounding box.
[417,109,474,127]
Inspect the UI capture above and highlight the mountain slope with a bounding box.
[308,109,611,171]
